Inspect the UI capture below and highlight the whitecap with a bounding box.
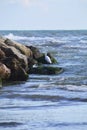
[59,84,87,92]
[4,33,70,43]
[4,33,29,41]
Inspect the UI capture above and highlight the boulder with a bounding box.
[5,38,33,57]
[27,46,42,59]
[10,65,28,81]
[0,49,5,59]
[0,36,62,82]
[0,62,11,80]
[1,58,28,81]
[1,46,29,71]
[30,66,63,75]
[0,36,6,43]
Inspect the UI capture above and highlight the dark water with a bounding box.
[0,30,87,130]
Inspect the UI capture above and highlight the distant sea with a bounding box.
[0,30,87,130]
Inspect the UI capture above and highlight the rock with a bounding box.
[0,78,2,87]
[0,40,7,48]
[1,46,29,71]
[5,38,33,57]
[0,62,11,80]
[10,65,28,81]
[0,36,6,43]
[30,66,63,75]
[1,58,28,81]
[28,57,38,70]
[0,49,5,59]
[28,46,42,59]
[0,36,62,82]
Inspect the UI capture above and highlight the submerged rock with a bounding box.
[30,66,63,75]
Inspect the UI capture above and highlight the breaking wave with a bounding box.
[4,33,29,41]
[4,33,69,43]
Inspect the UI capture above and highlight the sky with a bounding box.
[0,0,87,30]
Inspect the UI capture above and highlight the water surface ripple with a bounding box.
[0,30,87,130]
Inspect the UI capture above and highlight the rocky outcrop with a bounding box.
[0,37,32,81]
[0,36,63,83]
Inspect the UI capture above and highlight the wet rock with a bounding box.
[28,46,42,59]
[30,66,63,75]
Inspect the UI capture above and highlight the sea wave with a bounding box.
[4,93,87,102]
[4,33,29,41]
[4,33,69,43]
[80,40,87,43]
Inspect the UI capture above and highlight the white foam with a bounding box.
[4,33,69,43]
[59,84,87,91]
[4,33,29,41]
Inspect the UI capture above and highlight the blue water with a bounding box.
[0,30,87,130]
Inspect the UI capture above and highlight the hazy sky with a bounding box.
[0,0,87,30]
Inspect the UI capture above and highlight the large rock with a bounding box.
[0,36,62,82]
[27,46,42,59]
[1,58,28,81]
[0,36,6,43]
[0,49,5,59]
[0,62,11,80]
[1,46,29,71]
[5,39,33,57]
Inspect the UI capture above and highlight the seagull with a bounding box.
[45,53,52,64]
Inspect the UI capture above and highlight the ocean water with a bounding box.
[0,30,87,130]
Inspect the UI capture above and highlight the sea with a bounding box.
[0,30,87,130]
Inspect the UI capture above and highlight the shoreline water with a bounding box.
[0,30,87,130]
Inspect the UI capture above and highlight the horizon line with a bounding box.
[0,29,87,31]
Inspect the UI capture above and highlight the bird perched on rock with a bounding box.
[45,53,52,64]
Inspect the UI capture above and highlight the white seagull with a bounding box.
[45,54,52,64]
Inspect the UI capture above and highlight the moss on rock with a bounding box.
[30,66,63,75]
